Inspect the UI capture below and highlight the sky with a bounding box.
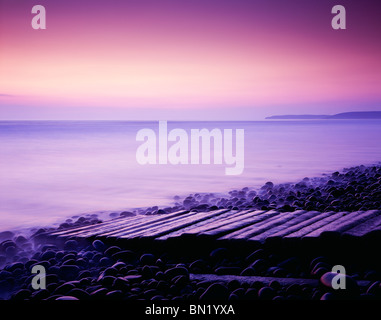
[0,0,380,120]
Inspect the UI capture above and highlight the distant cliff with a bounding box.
[266,111,381,120]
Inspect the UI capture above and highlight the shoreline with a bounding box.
[1,163,381,300]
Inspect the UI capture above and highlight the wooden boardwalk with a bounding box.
[48,209,381,242]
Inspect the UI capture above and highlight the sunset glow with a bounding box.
[1,0,380,119]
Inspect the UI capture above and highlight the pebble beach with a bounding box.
[1,164,381,301]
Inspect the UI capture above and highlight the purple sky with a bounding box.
[0,0,380,120]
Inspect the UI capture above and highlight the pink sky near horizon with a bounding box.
[0,0,380,120]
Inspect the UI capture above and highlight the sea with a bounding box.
[1,120,381,231]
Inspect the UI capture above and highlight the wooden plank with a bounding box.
[267,211,330,238]
[158,210,269,240]
[284,211,340,238]
[303,211,362,237]
[51,210,188,238]
[342,211,381,237]
[249,211,321,241]
[100,210,203,237]
[51,214,147,237]
[220,210,304,240]
[215,210,281,240]
[118,209,230,238]
[333,210,381,233]
[156,209,260,240]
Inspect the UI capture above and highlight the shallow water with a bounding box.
[1,120,381,230]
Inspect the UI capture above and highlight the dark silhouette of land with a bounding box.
[266,111,381,120]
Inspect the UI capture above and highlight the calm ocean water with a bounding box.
[1,120,381,231]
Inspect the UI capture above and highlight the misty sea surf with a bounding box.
[1,120,381,231]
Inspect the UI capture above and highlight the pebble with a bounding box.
[200,283,229,300]
[40,251,56,261]
[164,267,189,280]
[140,253,155,265]
[55,296,79,300]
[92,240,105,252]
[64,240,78,251]
[258,287,275,300]
[112,250,137,262]
[0,231,14,241]
[59,265,80,281]
[320,272,359,296]
[104,246,121,256]
[209,248,228,260]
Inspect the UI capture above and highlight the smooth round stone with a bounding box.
[214,267,241,275]
[1,240,16,250]
[258,287,276,300]
[99,257,112,267]
[99,276,116,288]
[112,250,137,261]
[91,253,103,263]
[250,259,268,272]
[40,250,56,261]
[240,267,256,276]
[277,257,300,271]
[227,280,240,292]
[62,253,76,262]
[200,283,229,300]
[62,259,76,266]
[243,288,258,300]
[112,262,126,270]
[92,240,105,252]
[320,272,359,296]
[109,212,119,218]
[64,240,78,251]
[102,267,118,277]
[82,251,93,260]
[209,248,228,260]
[30,260,50,270]
[54,283,76,295]
[31,289,50,300]
[5,246,17,256]
[231,288,245,297]
[59,265,80,281]
[106,290,124,299]
[90,287,109,298]
[140,253,155,265]
[122,274,142,283]
[366,281,381,296]
[320,292,337,300]
[5,261,24,272]
[45,274,59,284]
[12,289,31,300]
[105,247,124,258]
[245,249,266,263]
[0,231,14,241]
[55,296,79,300]
[120,211,135,217]
[112,277,130,290]
[14,235,28,245]
[164,267,189,280]
[141,266,154,279]
[173,275,189,287]
[269,280,281,291]
[67,288,90,300]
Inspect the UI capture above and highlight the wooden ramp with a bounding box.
[47,209,381,242]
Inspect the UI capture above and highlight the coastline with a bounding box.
[1,164,381,300]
